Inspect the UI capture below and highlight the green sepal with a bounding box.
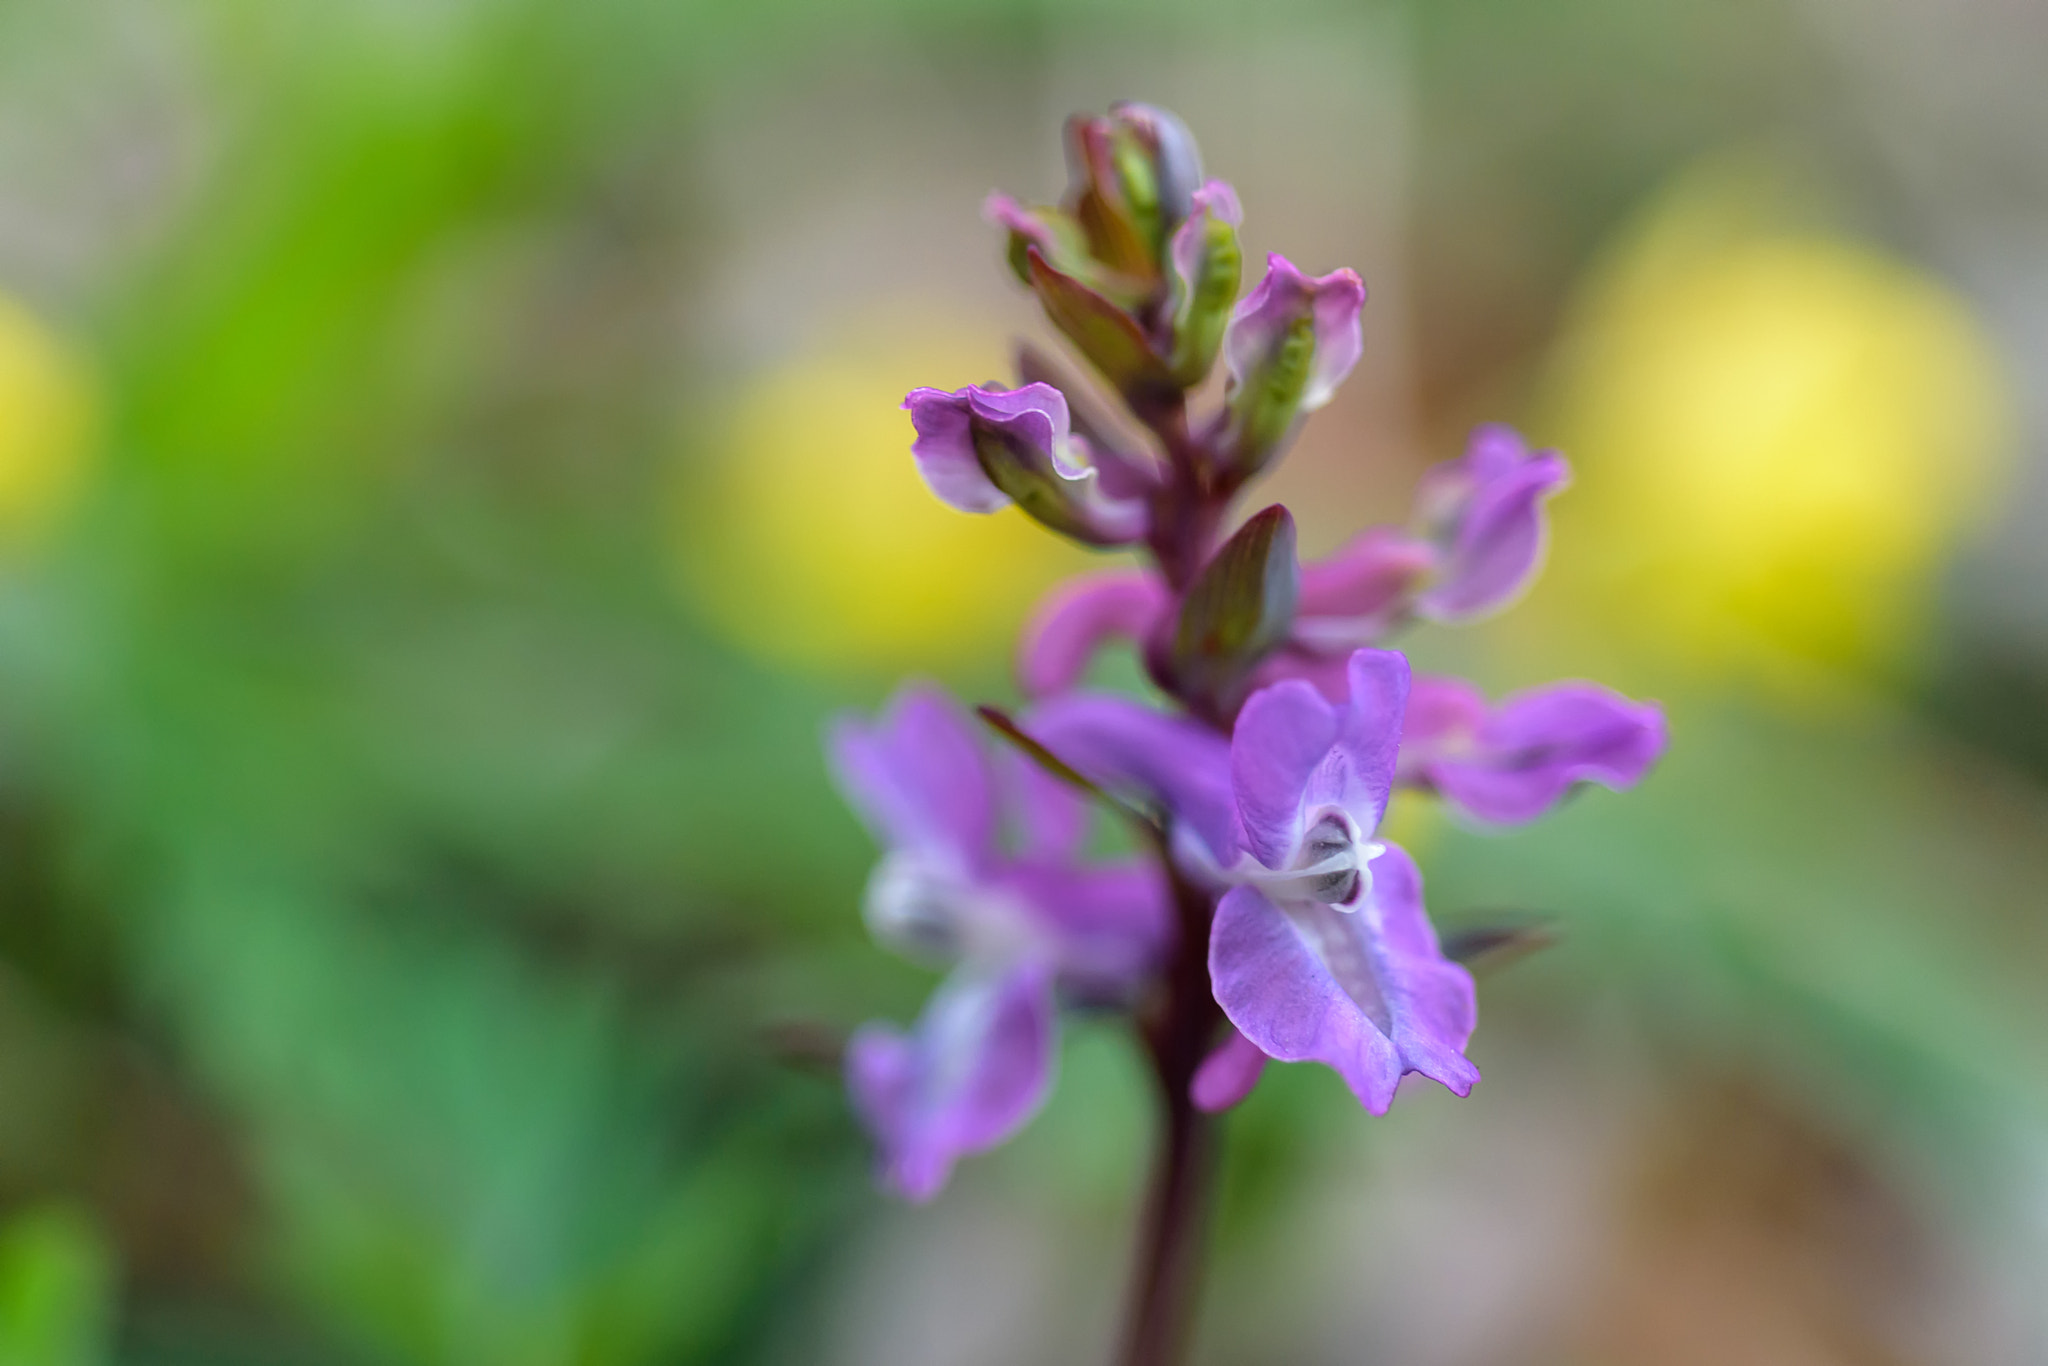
[1439,915,1558,977]
[970,422,1122,548]
[1002,207,1092,288]
[1170,505,1300,713]
[1226,312,1315,480]
[1025,247,1174,405]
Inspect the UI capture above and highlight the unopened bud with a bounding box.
[903,382,1149,548]
[1219,255,1366,480]
[1167,182,1244,387]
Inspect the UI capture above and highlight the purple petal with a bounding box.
[1023,694,1236,867]
[828,685,996,868]
[1395,675,1489,772]
[1412,425,1570,621]
[1291,528,1437,652]
[847,959,1058,1201]
[966,383,1090,478]
[1017,569,1170,697]
[1208,846,1478,1115]
[1230,678,1339,870]
[1404,678,1668,825]
[1222,255,1367,414]
[1313,648,1409,834]
[1003,860,1171,995]
[1191,1028,1269,1112]
[1233,649,1407,867]
[903,386,1009,514]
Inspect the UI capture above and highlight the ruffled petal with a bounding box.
[1017,569,1170,697]
[1403,678,1667,824]
[1191,1027,1269,1112]
[846,959,1059,1201]
[902,383,1148,545]
[1222,254,1366,414]
[903,385,1011,514]
[1413,425,1570,621]
[828,684,996,868]
[1023,694,1236,867]
[1207,846,1477,1115]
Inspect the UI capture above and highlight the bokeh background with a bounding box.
[1,1,2045,1363]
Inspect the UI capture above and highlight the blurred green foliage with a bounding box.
[0,1206,111,1366]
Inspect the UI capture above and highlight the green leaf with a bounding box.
[1025,248,1175,406]
[975,705,1160,837]
[1439,914,1558,977]
[0,1205,114,1366]
[1170,506,1299,715]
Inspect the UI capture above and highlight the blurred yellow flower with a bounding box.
[674,315,1097,675]
[1541,156,2009,684]
[0,291,94,548]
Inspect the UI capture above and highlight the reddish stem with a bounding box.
[1113,827,1227,1366]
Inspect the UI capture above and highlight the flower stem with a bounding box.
[1115,864,1224,1366]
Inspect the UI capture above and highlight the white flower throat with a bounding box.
[863,851,1038,964]
[1240,810,1383,911]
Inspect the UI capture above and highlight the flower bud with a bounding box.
[1158,505,1299,718]
[1220,255,1366,480]
[1063,103,1205,284]
[1106,102,1204,235]
[903,382,1148,547]
[1024,248,1176,408]
[1166,181,1244,387]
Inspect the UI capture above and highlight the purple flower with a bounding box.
[904,382,1149,547]
[1411,424,1570,621]
[1025,651,1479,1114]
[1399,676,1667,824]
[1208,649,1478,1113]
[847,963,1055,1203]
[830,685,1169,1198]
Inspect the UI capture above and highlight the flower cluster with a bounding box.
[831,104,1666,1199]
